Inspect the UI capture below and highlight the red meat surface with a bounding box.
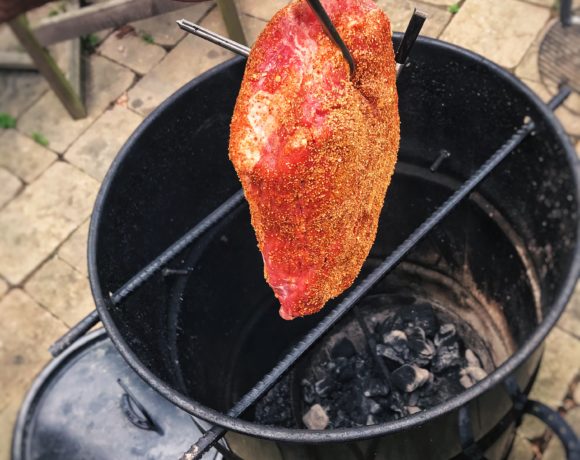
[229,0,400,320]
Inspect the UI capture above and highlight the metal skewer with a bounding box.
[177,19,250,57]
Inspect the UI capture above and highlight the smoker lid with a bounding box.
[11,329,222,460]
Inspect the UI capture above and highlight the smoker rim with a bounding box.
[88,35,580,442]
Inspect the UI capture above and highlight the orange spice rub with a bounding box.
[229,0,400,319]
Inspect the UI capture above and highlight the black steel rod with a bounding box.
[183,87,571,460]
[111,190,245,305]
[49,310,100,357]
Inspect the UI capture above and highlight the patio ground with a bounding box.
[0,0,579,458]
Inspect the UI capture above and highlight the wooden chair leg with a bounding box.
[216,0,247,46]
[8,15,86,120]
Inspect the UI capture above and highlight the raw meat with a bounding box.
[229,0,400,319]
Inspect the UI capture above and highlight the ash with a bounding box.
[254,303,488,429]
[254,374,295,428]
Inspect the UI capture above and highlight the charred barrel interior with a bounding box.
[89,38,579,459]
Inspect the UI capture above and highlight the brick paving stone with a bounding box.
[507,433,535,460]
[242,13,268,45]
[521,0,556,7]
[0,162,99,285]
[542,407,580,460]
[58,220,90,276]
[0,24,20,52]
[235,0,289,21]
[17,56,136,154]
[128,7,266,116]
[25,256,94,328]
[558,112,580,139]
[559,281,580,340]
[98,32,167,76]
[0,278,8,298]
[514,20,553,83]
[0,72,47,120]
[0,130,57,183]
[0,168,22,209]
[0,289,67,411]
[518,413,547,441]
[127,10,229,116]
[440,0,551,69]
[375,0,451,37]
[529,328,580,408]
[65,107,143,181]
[131,2,214,47]
[0,399,20,460]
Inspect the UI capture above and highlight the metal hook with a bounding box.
[395,9,427,76]
[305,0,356,77]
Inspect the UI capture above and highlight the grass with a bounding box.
[448,2,461,14]
[32,132,49,147]
[140,32,155,44]
[0,113,16,129]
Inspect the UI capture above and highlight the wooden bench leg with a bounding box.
[8,15,86,120]
[216,0,247,46]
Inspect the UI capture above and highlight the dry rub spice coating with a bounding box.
[229,0,400,319]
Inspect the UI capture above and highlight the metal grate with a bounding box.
[539,10,580,106]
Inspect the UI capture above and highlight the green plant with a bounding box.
[448,2,461,14]
[140,32,155,44]
[48,2,68,16]
[82,34,101,53]
[32,132,49,147]
[0,113,16,129]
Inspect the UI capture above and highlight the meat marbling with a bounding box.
[229,0,400,320]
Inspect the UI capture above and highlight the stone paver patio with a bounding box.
[0,0,579,459]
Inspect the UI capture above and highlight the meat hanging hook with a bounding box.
[305,0,357,77]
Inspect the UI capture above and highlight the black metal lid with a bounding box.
[12,329,222,460]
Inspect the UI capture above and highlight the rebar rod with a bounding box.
[49,310,100,357]
[111,190,245,305]
[182,86,571,460]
